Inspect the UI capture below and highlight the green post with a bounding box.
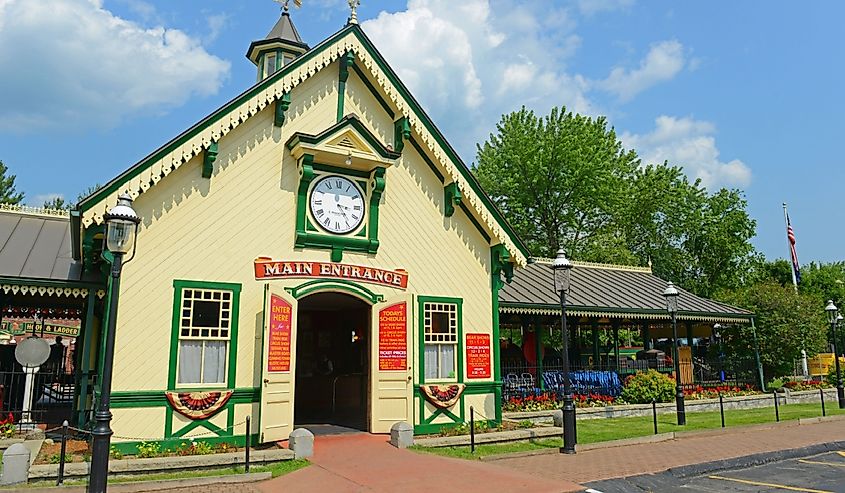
[77,290,98,427]
[534,317,544,390]
[686,321,695,379]
[592,319,600,368]
[612,320,620,371]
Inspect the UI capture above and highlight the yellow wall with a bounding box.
[105,57,496,441]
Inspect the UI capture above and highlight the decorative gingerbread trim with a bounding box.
[165,390,233,420]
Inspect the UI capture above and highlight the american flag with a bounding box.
[787,214,801,284]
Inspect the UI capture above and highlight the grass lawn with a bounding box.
[7,459,309,489]
[412,401,844,461]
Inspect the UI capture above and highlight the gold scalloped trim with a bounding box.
[0,284,90,298]
[80,31,526,266]
[0,204,69,218]
[531,258,652,273]
[499,305,749,323]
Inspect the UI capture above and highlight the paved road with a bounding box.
[587,449,845,492]
[492,419,845,484]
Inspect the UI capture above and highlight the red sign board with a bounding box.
[254,258,408,289]
[267,294,292,372]
[378,303,407,371]
[466,333,491,379]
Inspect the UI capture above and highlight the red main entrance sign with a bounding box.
[254,258,408,289]
[378,303,407,371]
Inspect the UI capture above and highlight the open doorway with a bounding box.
[294,292,370,431]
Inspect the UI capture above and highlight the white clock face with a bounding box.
[309,175,365,234]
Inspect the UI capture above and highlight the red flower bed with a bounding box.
[503,392,618,412]
[683,384,758,400]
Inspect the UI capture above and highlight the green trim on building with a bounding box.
[285,279,384,304]
[0,276,104,291]
[337,52,354,122]
[458,203,491,243]
[167,280,243,391]
[408,138,444,184]
[274,92,291,127]
[417,296,464,385]
[201,141,218,179]
[293,155,385,262]
[393,117,410,153]
[111,387,260,409]
[76,23,529,264]
[498,301,754,322]
[443,182,461,218]
[111,433,260,456]
[285,115,401,161]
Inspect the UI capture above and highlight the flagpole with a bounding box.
[783,203,798,293]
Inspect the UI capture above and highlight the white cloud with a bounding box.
[577,0,635,16]
[0,0,230,132]
[622,115,752,188]
[205,12,228,43]
[362,0,596,159]
[601,40,686,101]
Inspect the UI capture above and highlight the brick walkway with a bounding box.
[257,433,581,493]
[491,419,845,484]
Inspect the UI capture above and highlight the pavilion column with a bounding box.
[612,320,620,371]
[534,317,544,390]
[591,318,600,369]
[642,321,651,350]
[571,317,579,370]
[686,320,695,379]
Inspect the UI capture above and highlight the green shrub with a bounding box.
[109,446,123,460]
[47,453,72,464]
[621,370,675,404]
[827,366,843,386]
[768,377,784,391]
[136,441,163,458]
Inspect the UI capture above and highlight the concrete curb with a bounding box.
[415,426,560,448]
[8,472,273,493]
[479,433,677,462]
[665,440,845,479]
[28,448,295,480]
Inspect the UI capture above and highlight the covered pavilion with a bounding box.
[498,258,760,396]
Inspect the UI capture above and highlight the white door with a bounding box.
[260,284,298,443]
[370,294,414,433]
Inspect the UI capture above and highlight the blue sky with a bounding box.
[0,0,842,265]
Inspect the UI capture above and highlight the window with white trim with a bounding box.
[423,302,458,380]
[264,53,278,77]
[177,288,232,385]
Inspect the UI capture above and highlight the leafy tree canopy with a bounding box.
[474,106,758,297]
[0,160,24,205]
[42,196,69,210]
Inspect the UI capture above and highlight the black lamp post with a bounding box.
[552,249,576,454]
[825,300,845,409]
[663,282,686,425]
[89,194,141,493]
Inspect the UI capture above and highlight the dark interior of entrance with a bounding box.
[295,292,369,430]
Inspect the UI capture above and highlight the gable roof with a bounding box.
[500,259,752,323]
[76,23,529,266]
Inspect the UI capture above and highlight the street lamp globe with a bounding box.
[663,282,680,314]
[103,194,141,255]
[826,300,839,324]
[552,249,573,294]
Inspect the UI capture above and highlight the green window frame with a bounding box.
[168,280,242,390]
[418,296,463,384]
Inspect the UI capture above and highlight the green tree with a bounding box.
[0,160,24,204]
[719,281,827,379]
[43,196,69,210]
[798,261,845,307]
[624,165,758,297]
[474,106,639,260]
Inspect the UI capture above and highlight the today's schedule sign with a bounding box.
[378,302,407,371]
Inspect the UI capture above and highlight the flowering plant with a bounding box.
[683,384,758,400]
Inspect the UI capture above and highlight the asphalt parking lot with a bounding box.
[587,449,845,492]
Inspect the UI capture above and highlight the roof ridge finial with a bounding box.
[347,0,360,24]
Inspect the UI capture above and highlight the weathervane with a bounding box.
[347,0,360,24]
[273,0,302,13]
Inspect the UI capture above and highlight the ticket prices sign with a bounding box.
[378,303,407,371]
[267,294,292,372]
[466,333,491,379]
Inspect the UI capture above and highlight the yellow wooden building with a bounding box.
[68,11,527,450]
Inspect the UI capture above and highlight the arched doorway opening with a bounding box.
[294,292,370,431]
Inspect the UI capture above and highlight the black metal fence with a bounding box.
[0,361,91,434]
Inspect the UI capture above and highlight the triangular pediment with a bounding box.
[77,23,528,267]
[286,115,399,171]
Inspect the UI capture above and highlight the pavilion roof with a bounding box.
[499,259,752,324]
